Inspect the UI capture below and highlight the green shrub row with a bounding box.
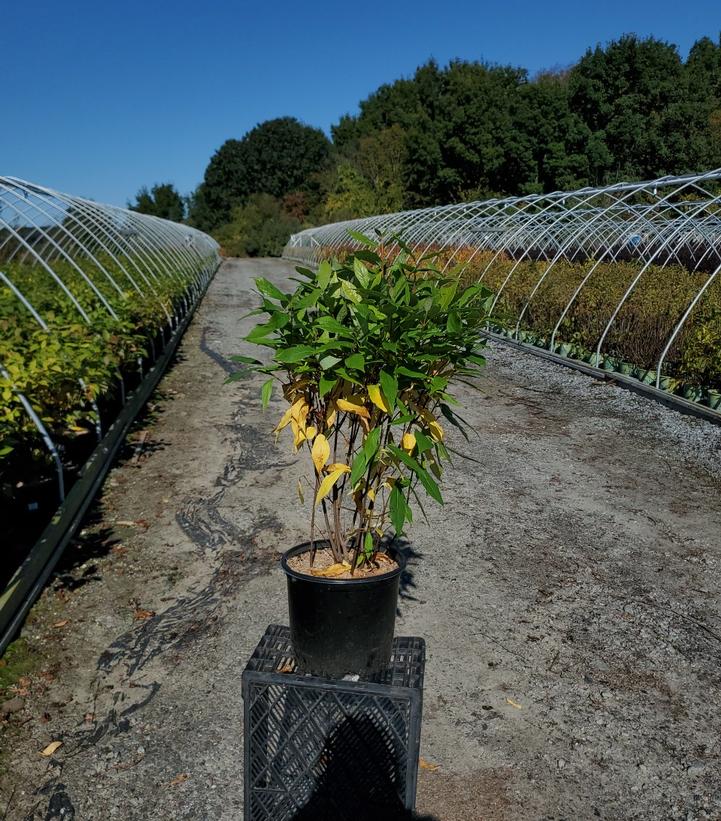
[0,252,215,473]
[317,244,721,401]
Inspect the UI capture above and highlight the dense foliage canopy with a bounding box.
[233,237,493,567]
[129,183,185,221]
[180,33,721,256]
[190,117,331,232]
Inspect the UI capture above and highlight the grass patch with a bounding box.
[0,637,36,698]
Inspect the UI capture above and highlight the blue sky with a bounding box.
[3,0,719,207]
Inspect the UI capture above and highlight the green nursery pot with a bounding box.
[618,362,635,376]
[681,385,702,402]
[635,368,657,385]
[658,375,678,392]
[707,389,721,410]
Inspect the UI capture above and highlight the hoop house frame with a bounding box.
[0,177,220,653]
[284,169,721,417]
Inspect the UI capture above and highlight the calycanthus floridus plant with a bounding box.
[232,232,493,576]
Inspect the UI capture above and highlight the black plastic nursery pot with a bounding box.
[281,541,405,680]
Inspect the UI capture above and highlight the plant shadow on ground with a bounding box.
[290,712,439,821]
[391,537,423,615]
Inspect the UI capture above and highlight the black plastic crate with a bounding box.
[242,624,425,821]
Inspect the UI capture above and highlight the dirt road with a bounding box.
[2,257,720,820]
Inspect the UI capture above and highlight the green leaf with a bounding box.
[224,371,249,383]
[275,345,317,364]
[319,354,342,370]
[389,484,407,535]
[438,282,458,311]
[363,427,381,461]
[316,316,354,337]
[295,288,321,309]
[319,375,337,397]
[335,367,361,385]
[439,403,470,441]
[345,353,365,371]
[396,366,427,380]
[353,258,370,288]
[317,260,333,291]
[349,430,380,487]
[363,530,374,558]
[352,249,382,265]
[347,228,377,248]
[467,353,487,366]
[446,311,461,333]
[379,370,398,410]
[245,323,276,342]
[340,279,362,304]
[229,354,261,364]
[255,278,285,301]
[388,444,443,504]
[350,450,368,486]
[261,378,273,409]
[414,429,433,455]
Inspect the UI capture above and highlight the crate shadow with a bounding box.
[290,712,439,821]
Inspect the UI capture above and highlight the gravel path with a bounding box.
[1,257,720,820]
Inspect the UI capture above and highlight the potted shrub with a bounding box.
[232,233,493,678]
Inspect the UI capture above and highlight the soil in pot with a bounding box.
[282,541,405,680]
[287,546,399,580]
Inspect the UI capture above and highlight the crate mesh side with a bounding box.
[245,624,425,688]
[246,679,414,820]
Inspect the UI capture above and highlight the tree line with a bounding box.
[130,33,721,255]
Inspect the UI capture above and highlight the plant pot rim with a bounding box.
[280,540,406,585]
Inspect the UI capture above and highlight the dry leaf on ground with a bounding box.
[133,608,156,621]
[505,698,523,709]
[52,620,69,628]
[169,773,190,786]
[419,757,440,772]
[40,741,63,757]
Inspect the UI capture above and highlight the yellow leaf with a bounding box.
[296,479,305,504]
[41,741,63,757]
[368,384,389,413]
[292,420,306,450]
[326,463,351,474]
[310,562,351,577]
[315,468,347,506]
[311,434,331,473]
[336,397,370,419]
[367,488,376,502]
[283,377,310,401]
[306,426,317,440]
[419,756,440,772]
[290,397,307,422]
[274,405,293,433]
[429,420,444,441]
[326,407,337,428]
[401,432,416,454]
